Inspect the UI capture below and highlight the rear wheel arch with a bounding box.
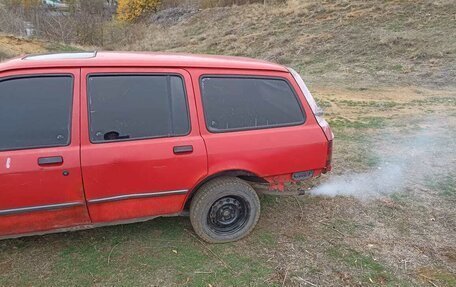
[184,170,266,209]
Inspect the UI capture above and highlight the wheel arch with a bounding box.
[183,169,266,209]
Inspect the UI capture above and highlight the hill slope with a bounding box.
[2,1,455,89]
[0,35,83,62]
[125,0,456,88]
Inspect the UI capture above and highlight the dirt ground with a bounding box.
[0,35,47,58]
[0,35,83,61]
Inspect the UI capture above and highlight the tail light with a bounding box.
[324,139,333,173]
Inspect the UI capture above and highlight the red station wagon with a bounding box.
[0,52,333,243]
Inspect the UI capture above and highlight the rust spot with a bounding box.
[264,174,294,192]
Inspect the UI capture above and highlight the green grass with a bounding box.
[315,97,332,109]
[0,217,276,286]
[336,99,398,109]
[259,194,281,208]
[389,192,412,204]
[410,97,456,107]
[326,219,361,235]
[327,245,404,285]
[429,270,456,286]
[257,231,278,247]
[353,148,381,167]
[417,267,456,287]
[328,116,386,129]
[188,253,275,287]
[425,175,456,198]
[293,233,308,243]
[331,125,381,169]
[386,17,407,32]
[391,64,404,72]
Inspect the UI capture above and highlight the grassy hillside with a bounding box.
[124,0,456,88]
[2,1,455,88]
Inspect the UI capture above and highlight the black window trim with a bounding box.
[199,74,307,133]
[86,72,192,144]
[0,74,74,152]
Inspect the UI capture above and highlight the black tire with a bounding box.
[189,176,261,243]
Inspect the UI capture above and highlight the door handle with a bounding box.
[38,156,63,166]
[173,145,193,154]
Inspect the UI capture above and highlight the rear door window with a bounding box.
[200,76,305,132]
[87,75,190,142]
[0,75,73,151]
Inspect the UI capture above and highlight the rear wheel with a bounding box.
[190,177,260,243]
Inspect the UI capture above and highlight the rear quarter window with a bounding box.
[200,76,305,132]
[0,75,73,151]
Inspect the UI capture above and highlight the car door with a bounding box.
[80,68,207,223]
[0,68,91,238]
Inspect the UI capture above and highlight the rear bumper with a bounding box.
[258,169,324,193]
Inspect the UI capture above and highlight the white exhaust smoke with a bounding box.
[310,118,454,200]
[311,163,405,200]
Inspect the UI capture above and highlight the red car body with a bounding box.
[0,52,333,239]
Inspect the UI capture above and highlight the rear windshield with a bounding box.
[200,76,305,132]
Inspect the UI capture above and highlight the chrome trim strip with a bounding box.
[88,189,189,204]
[0,202,84,216]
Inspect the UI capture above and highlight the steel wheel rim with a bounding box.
[207,196,250,235]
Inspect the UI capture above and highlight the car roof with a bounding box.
[0,51,288,73]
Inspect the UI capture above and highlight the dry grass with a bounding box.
[126,0,456,88]
[0,35,47,60]
[0,34,88,62]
